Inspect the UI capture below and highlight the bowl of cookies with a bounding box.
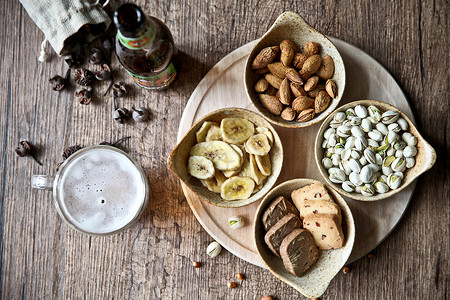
[244,11,346,128]
[168,107,283,208]
[253,178,355,298]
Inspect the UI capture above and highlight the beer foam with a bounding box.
[58,148,146,234]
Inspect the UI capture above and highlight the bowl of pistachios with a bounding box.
[315,100,436,201]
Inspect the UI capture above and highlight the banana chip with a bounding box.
[220,176,255,200]
[221,118,255,144]
[190,141,241,171]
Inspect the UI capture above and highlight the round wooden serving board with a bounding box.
[177,38,416,267]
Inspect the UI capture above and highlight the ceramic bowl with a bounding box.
[253,178,355,298]
[244,11,346,128]
[168,107,283,208]
[315,100,436,201]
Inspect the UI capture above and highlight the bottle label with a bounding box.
[117,25,156,50]
[126,63,177,89]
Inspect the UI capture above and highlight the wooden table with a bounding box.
[0,0,448,299]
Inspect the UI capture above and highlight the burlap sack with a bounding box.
[20,0,111,55]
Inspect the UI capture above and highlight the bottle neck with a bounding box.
[117,21,156,50]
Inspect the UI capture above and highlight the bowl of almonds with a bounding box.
[168,107,283,208]
[244,11,345,128]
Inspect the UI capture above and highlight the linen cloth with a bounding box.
[20,0,111,55]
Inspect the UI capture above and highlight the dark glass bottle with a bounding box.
[113,3,177,90]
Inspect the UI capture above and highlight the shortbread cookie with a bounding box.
[261,196,299,231]
[264,213,301,256]
[291,182,333,211]
[300,200,342,223]
[302,214,345,250]
[280,228,319,276]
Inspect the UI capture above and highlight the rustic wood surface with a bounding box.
[0,0,448,299]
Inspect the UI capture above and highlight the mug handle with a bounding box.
[31,175,54,191]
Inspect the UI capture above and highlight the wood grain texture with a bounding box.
[0,0,448,299]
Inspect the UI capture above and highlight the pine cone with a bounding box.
[73,69,95,86]
[62,145,83,160]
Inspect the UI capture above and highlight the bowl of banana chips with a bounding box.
[168,107,284,207]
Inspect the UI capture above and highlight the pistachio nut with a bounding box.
[368,129,383,142]
[349,171,363,186]
[381,111,400,124]
[387,174,402,189]
[385,131,399,144]
[359,156,368,166]
[391,157,406,172]
[364,149,377,164]
[382,165,393,176]
[367,116,378,124]
[383,156,396,167]
[228,216,244,229]
[354,136,367,151]
[367,163,380,173]
[348,158,362,173]
[397,118,409,131]
[386,148,395,157]
[350,117,362,126]
[329,168,346,183]
[395,150,403,158]
[328,134,337,147]
[367,172,378,185]
[339,136,347,144]
[379,175,388,183]
[331,154,341,166]
[388,123,402,133]
[406,135,417,146]
[207,241,222,258]
[334,112,346,123]
[336,125,351,137]
[375,182,389,194]
[354,185,362,193]
[405,157,415,168]
[375,123,388,135]
[334,143,345,154]
[360,165,374,183]
[341,149,352,161]
[330,119,342,128]
[361,118,372,132]
[322,157,333,169]
[345,108,356,118]
[403,146,417,158]
[361,184,375,196]
[376,153,384,165]
[355,105,368,118]
[393,140,407,150]
[322,139,329,148]
[351,149,362,159]
[345,136,356,149]
[368,105,381,122]
[351,126,365,138]
[394,171,404,180]
[367,139,379,150]
[342,181,356,192]
[324,128,336,140]
[325,149,333,158]
[340,160,352,175]
[376,143,390,153]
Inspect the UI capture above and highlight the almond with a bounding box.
[297,108,315,122]
[281,107,296,121]
[316,55,335,79]
[268,62,288,78]
[290,82,307,98]
[251,46,280,69]
[305,42,320,56]
[315,90,331,113]
[304,75,319,92]
[254,66,269,75]
[285,68,304,84]
[307,84,325,98]
[292,53,308,69]
[254,78,269,93]
[259,94,283,115]
[280,40,297,67]
[325,79,337,98]
[292,96,314,112]
[279,78,291,105]
[265,74,283,89]
[299,54,322,80]
[266,85,277,96]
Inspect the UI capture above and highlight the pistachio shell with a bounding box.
[387,174,402,189]
[331,154,341,166]
[336,125,351,137]
[383,156,395,167]
[391,157,406,172]
[375,123,388,135]
[359,156,368,166]
[361,118,372,132]
[349,171,363,186]
[354,136,367,150]
[368,105,381,122]
[361,184,375,196]
[385,131,399,144]
[345,108,356,118]
[395,150,403,158]
[335,143,344,155]
[324,128,336,140]
[367,163,380,172]
[207,241,222,258]
[341,149,352,161]
[403,146,417,158]
[339,160,352,175]
[351,126,365,138]
[382,165,393,176]
[228,216,244,229]
[351,150,361,159]
[354,105,368,118]
[342,181,356,192]
[322,157,333,169]
[334,112,346,123]
[367,139,380,150]
[393,140,407,150]
[386,148,395,157]
[388,123,402,133]
[375,153,384,165]
[354,186,362,193]
[368,129,383,141]
[397,118,409,131]
[363,149,376,164]
[360,165,374,183]
[330,120,341,128]
[348,158,361,173]
[350,117,362,126]
[375,182,389,194]
[329,168,346,183]
[381,111,400,124]
[405,157,415,168]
